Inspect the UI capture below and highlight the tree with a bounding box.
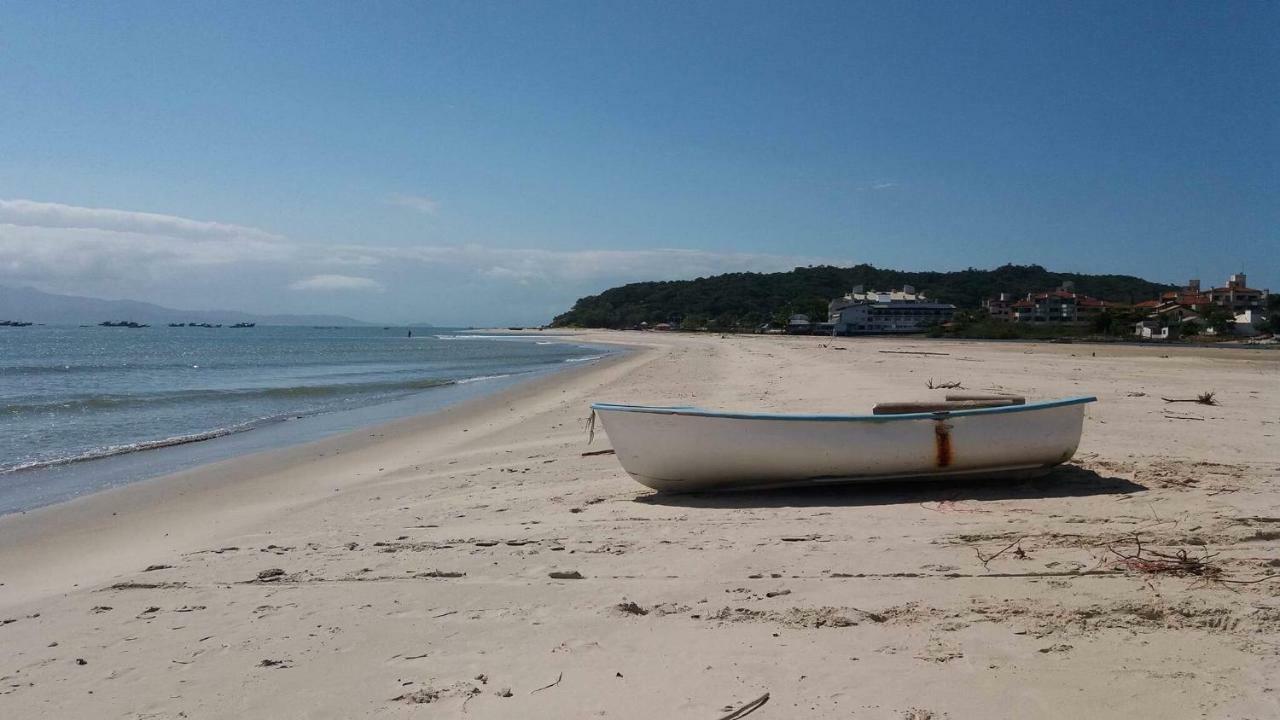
[550,264,1177,329]
[1091,310,1117,335]
[1199,306,1235,336]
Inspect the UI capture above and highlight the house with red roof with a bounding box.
[1000,284,1119,325]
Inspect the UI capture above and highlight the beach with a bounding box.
[1,332,1277,719]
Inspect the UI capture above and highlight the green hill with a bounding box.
[550,264,1176,329]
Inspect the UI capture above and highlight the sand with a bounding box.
[1,332,1277,719]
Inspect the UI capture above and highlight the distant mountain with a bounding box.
[551,263,1177,329]
[0,286,375,326]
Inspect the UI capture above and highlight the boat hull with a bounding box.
[591,398,1093,492]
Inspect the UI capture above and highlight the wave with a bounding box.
[3,376,459,416]
[433,333,570,341]
[0,367,525,474]
[453,373,513,384]
[0,424,259,475]
[563,354,606,363]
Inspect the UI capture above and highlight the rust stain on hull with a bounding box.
[934,420,953,467]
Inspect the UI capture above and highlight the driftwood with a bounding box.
[530,672,563,694]
[581,448,616,457]
[1160,392,1218,406]
[926,378,964,389]
[872,399,1019,415]
[715,692,770,720]
[879,350,950,356]
[945,392,1026,404]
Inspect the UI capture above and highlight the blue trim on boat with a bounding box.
[590,396,1096,422]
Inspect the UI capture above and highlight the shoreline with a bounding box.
[0,331,1275,719]
[0,337,623,516]
[0,341,645,606]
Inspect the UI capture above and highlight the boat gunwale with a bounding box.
[590,396,1096,422]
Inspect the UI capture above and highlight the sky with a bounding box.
[0,1,1275,325]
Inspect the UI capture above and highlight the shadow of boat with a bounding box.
[632,463,1146,509]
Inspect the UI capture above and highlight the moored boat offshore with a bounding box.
[591,396,1096,492]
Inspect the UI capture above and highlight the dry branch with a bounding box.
[530,672,563,694]
[1105,534,1280,585]
[715,692,771,720]
[1107,535,1221,579]
[973,537,1025,570]
[1160,392,1218,406]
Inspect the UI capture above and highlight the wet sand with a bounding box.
[1,332,1277,719]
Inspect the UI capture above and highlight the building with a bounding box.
[1007,287,1118,325]
[1152,275,1268,314]
[785,314,812,334]
[1234,310,1265,337]
[982,293,1016,321]
[829,285,955,335]
[1133,274,1272,338]
[1207,273,1267,313]
[1134,319,1178,340]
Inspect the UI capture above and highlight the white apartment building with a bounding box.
[828,285,956,335]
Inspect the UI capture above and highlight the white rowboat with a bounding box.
[590,396,1096,492]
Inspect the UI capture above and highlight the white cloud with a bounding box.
[386,193,440,215]
[289,274,385,292]
[0,198,851,323]
[0,199,280,241]
[359,245,839,284]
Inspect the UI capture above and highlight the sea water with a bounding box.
[0,326,609,512]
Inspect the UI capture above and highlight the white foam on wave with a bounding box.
[564,354,606,363]
[454,373,512,385]
[0,423,258,475]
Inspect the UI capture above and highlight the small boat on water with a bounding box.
[590,396,1096,492]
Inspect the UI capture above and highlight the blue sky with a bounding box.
[1,1,1275,324]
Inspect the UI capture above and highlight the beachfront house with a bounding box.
[1006,285,1117,325]
[1233,310,1265,337]
[1132,274,1272,338]
[829,285,955,335]
[785,314,813,334]
[982,293,1016,321]
[1208,274,1267,314]
[1134,319,1177,340]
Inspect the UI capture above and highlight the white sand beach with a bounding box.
[1,332,1277,719]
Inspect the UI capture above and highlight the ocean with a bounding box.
[0,326,611,513]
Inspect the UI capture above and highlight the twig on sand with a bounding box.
[1107,535,1221,580]
[973,537,1025,570]
[1162,414,1204,421]
[880,350,949,356]
[715,692,770,720]
[1160,392,1218,406]
[926,378,964,389]
[531,672,563,694]
[1105,534,1280,585]
[581,448,616,457]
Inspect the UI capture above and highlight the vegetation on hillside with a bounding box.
[551,264,1176,330]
